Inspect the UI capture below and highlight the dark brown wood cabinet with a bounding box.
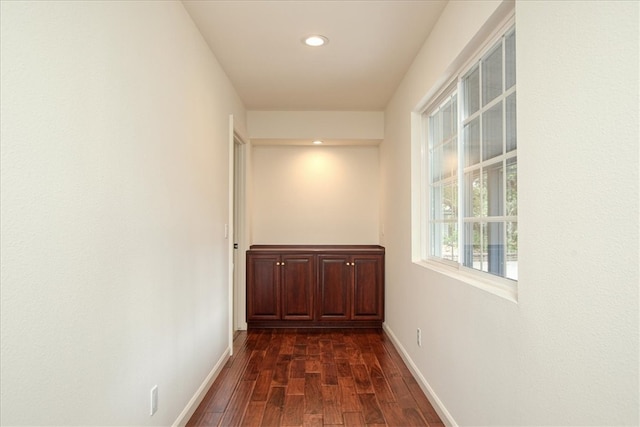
[280,254,315,320]
[246,253,280,320]
[351,254,385,320]
[247,245,384,328]
[317,254,351,321]
[246,252,314,321]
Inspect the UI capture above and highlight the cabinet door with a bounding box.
[317,255,351,320]
[247,253,280,320]
[351,255,384,320]
[281,254,315,320]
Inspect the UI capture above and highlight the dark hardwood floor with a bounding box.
[187,328,444,427]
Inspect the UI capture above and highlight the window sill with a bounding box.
[413,259,518,303]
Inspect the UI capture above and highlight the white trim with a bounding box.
[416,258,517,303]
[420,79,459,118]
[382,323,458,427]
[233,130,249,332]
[228,115,235,356]
[172,347,231,427]
[229,115,251,343]
[411,111,425,262]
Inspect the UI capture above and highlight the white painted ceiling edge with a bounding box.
[251,139,381,146]
[247,110,383,146]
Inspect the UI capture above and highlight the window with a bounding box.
[422,24,517,288]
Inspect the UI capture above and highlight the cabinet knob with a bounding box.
[276,262,280,266]
[281,263,285,266]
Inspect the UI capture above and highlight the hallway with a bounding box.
[187,329,444,426]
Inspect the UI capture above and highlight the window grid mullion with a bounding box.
[478,53,485,270]
[463,216,517,223]
[423,112,430,261]
[462,86,515,127]
[456,80,465,268]
[502,35,508,260]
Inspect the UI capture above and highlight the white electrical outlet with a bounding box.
[417,328,422,347]
[150,385,158,416]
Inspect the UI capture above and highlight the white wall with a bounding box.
[252,145,379,244]
[381,0,638,425]
[0,2,244,425]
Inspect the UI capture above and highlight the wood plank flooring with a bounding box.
[187,329,444,427]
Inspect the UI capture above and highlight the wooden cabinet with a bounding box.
[317,254,351,321]
[317,254,384,321]
[246,253,280,320]
[351,254,384,320]
[247,245,384,328]
[281,254,315,320]
[246,253,314,321]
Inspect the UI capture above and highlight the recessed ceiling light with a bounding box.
[303,35,328,47]
[312,140,323,145]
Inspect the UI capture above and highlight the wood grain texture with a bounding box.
[187,329,443,427]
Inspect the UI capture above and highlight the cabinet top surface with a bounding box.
[248,244,385,253]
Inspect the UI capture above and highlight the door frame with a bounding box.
[228,115,249,355]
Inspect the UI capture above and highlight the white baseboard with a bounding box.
[382,323,458,427]
[172,346,231,427]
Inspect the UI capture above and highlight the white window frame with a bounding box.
[411,14,517,302]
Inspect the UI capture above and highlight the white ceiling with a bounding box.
[182,0,447,111]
